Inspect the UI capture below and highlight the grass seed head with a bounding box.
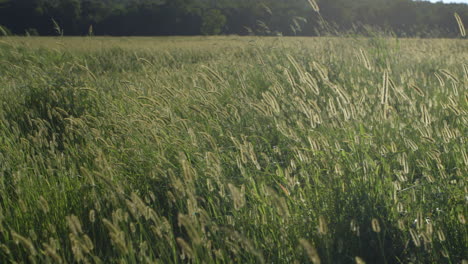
[355,256,366,264]
[454,13,466,37]
[371,218,381,233]
[299,239,321,264]
[318,216,328,235]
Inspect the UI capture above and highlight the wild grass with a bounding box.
[0,36,467,263]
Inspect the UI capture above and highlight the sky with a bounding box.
[426,0,468,3]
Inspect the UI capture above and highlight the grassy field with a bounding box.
[0,36,467,263]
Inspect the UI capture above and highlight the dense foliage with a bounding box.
[0,0,467,37]
[0,36,466,263]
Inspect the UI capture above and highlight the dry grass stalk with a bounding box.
[454,13,466,37]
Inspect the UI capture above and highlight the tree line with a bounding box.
[0,0,467,37]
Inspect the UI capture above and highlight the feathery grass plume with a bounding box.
[75,63,98,81]
[11,231,37,256]
[461,149,468,166]
[261,3,273,15]
[307,0,320,12]
[201,65,225,84]
[89,210,96,223]
[18,199,28,213]
[305,72,320,94]
[176,238,194,259]
[257,20,272,35]
[439,69,459,83]
[404,137,419,151]
[409,83,424,97]
[283,67,297,89]
[359,49,372,71]
[395,172,407,183]
[88,25,94,36]
[66,215,83,235]
[409,228,421,247]
[398,220,406,230]
[327,82,351,104]
[426,221,433,236]
[447,97,461,115]
[318,216,328,235]
[82,235,94,252]
[463,64,468,80]
[299,239,321,264]
[278,183,290,196]
[297,98,314,119]
[388,77,399,98]
[420,104,431,126]
[381,71,389,105]
[371,218,381,233]
[102,219,128,254]
[42,243,63,263]
[287,54,306,82]
[275,196,290,217]
[38,196,50,213]
[262,91,281,113]
[69,232,94,262]
[441,249,450,258]
[94,201,101,212]
[328,98,337,116]
[416,211,424,230]
[434,72,445,86]
[178,214,203,246]
[247,142,261,170]
[421,232,432,244]
[312,61,329,81]
[51,18,63,36]
[355,256,366,264]
[458,214,466,224]
[0,244,11,256]
[381,70,390,119]
[454,13,466,37]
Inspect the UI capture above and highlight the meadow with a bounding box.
[0,36,466,263]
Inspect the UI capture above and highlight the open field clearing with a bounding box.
[0,36,467,263]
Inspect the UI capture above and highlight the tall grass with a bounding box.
[0,36,467,263]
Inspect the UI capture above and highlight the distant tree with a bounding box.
[201,9,226,35]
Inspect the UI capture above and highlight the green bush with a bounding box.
[201,9,226,35]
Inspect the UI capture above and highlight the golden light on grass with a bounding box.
[0,36,465,263]
[355,256,366,264]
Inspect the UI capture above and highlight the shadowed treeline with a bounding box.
[0,0,467,37]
